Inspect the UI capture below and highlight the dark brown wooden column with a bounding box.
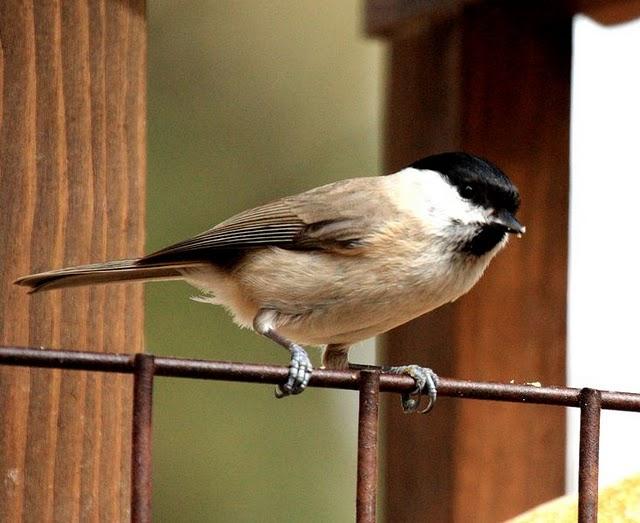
[376,4,571,521]
[0,1,146,520]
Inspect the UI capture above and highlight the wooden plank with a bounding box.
[381,4,570,521]
[366,0,474,37]
[573,0,640,23]
[366,0,640,35]
[0,1,146,521]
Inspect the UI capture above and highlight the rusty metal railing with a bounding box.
[1,346,640,523]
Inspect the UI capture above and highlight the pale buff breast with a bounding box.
[183,239,496,346]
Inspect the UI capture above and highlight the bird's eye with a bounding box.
[460,185,474,199]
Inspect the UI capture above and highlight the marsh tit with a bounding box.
[16,152,524,413]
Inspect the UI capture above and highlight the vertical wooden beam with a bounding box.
[0,1,146,521]
[382,4,570,521]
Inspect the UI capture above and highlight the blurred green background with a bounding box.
[147,2,383,520]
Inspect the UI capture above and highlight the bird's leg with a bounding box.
[253,310,313,398]
[348,362,439,414]
[322,343,351,370]
[321,341,438,413]
[386,365,439,414]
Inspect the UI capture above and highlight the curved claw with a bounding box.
[275,344,313,398]
[389,365,439,414]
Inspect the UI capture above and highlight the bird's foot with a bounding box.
[275,344,313,398]
[388,365,439,414]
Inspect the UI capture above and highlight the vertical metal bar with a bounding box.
[131,354,155,523]
[578,388,602,523]
[356,370,381,523]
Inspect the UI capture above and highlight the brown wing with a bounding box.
[139,176,392,265]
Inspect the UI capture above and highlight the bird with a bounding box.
[15,152,524,413]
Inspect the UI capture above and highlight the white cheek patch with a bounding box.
[388,168,488,229]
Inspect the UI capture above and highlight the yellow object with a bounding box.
[507,473,640,522]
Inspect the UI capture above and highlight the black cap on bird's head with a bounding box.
[410,152,525,256]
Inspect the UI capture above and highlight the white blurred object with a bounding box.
[568,15,640,492]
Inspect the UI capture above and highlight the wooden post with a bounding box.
[0,1,146,521]
[377,3,571,521]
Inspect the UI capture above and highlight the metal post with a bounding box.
[356,370,381,523]
[578,388,602,523]
[131,354,155,523]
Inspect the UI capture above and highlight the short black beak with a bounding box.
[491,210,526,235]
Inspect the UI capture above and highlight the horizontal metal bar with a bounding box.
[0,346,133,371]
[1,346,639,411]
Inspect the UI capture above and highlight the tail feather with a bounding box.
[14,259,206,293]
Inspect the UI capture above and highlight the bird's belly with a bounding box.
[184,248,489,346]
[275,285,452,345]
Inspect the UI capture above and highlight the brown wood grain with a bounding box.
[366,0,475,37]
[366,0,640,35]
[574,0,640,23]
[0,1,146,521]
[381,4,570,522]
